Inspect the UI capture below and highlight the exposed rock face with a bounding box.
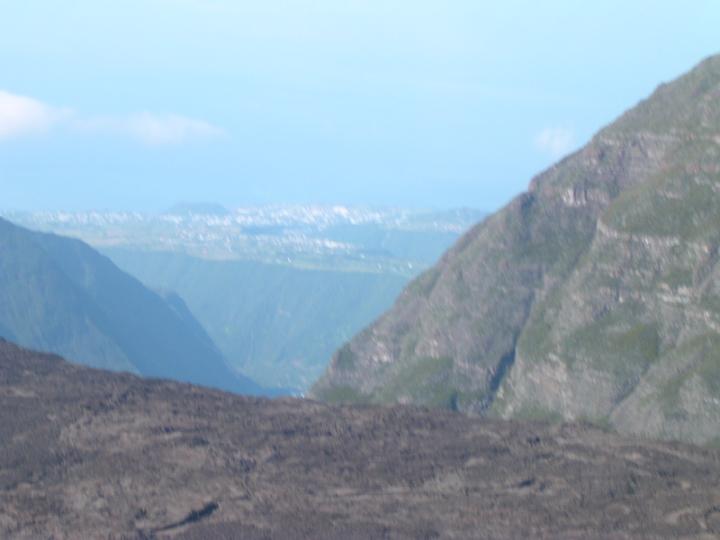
[312,54,720,444]
[2,339,720,538]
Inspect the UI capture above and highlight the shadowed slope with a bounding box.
[0,218,269,395]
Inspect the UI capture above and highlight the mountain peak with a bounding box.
[603,52,720,138]
[312,54,720,445]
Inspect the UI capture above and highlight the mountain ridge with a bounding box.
[312,53,720,444]
[0,217,271,395]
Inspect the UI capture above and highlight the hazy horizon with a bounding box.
[0,200,485,214]
[1,1,718,213]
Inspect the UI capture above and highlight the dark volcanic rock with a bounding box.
[1,340,719,538]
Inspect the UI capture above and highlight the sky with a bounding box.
[0,1,718,212]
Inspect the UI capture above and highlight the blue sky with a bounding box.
[0,1,718,211]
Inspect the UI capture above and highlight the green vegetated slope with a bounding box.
[103,248,408,390]
[312,54,720,444]
[0,218,271,396]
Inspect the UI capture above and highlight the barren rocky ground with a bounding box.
[1,339,720,539]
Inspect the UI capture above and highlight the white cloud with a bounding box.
[77,113,224,145]
[124,113,224,145]
[534,127,576,159]
[0,89,223,145]
[0,91,68,140]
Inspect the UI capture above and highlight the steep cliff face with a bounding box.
[312,55,720,444]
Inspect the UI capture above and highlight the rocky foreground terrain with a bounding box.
[2,339,720,539]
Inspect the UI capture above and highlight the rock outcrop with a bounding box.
[312,54,720,444]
